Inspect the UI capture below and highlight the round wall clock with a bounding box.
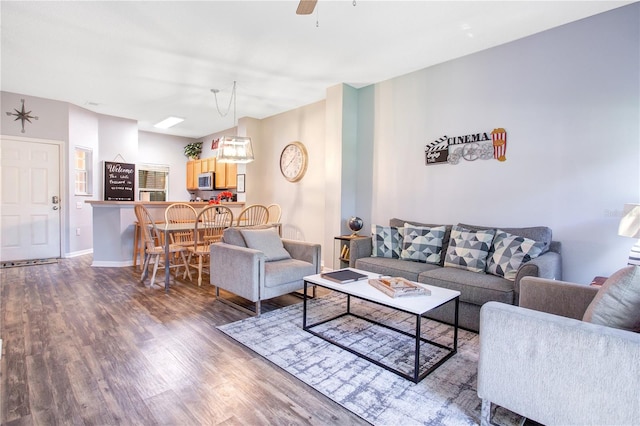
[279,141,308,182]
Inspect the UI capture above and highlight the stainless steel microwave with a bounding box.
[198,172,214,190]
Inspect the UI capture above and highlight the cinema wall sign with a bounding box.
[425,128,507,166]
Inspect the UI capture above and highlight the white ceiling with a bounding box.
[1,1,634,139]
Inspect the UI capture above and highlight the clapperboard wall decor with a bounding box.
[104,161,135,201]
[425,128,507,166]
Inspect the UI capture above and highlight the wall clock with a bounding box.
[279,141,308,182]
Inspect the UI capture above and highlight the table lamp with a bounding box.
[618,203,640,266]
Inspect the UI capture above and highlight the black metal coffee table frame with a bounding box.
[302,279,459,384]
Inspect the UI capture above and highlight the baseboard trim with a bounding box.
[65,249,93,258]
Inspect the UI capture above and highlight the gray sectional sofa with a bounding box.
[348,218,562,331]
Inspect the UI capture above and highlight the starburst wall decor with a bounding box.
[5,99,39,133]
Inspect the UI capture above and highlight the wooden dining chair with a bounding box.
[266,203,282,223]
[186,205,234,286]
[134,204,192,288]
[164,203,197,247]
[236,204,269,227]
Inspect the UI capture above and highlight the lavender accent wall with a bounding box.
[358,4,639,283]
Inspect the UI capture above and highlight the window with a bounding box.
[74,147,93,195]
[138,164,169,201]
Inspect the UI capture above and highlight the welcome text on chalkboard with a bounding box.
[104,161,135,201]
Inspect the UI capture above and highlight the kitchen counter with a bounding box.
[85,200,245,267]
[86,200,245,208]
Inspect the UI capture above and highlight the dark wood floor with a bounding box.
[0,255,368,425]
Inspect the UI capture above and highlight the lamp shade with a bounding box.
[216,136,254,164]
[618,203,640,238]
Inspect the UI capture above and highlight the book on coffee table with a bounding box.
[320,269,369,284]
[368,277,431,298]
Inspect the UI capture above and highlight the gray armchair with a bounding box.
[210,226,321,315]
[478,274,640,426]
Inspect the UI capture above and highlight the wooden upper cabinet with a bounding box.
[186,159,205,190]
[199,157,216,173]
[205,157,216,173]
[186,157,237,189]
[226,163,238,188]
[186,160,197,190]
[215,162,227,188]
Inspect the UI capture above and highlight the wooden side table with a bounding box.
[333,235,367,269]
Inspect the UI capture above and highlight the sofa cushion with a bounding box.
[371,225,403,258]
[223,224,279,248]
[390,218,451,266]
[354,256,440,282]
[240,227,291,261]
[264,258,316,288]
[400,223,446,264]
[486,229,545,281]
[444,225,495,273]
[222,227,247,247]
[583,266,640,332]
[418,267,514,305]
[458,223,552,254]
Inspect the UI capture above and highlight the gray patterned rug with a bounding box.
[218,292,522,426]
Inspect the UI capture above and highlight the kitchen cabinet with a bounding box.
[186,160,197,190]
[186,157,236,189]
[215,162,237,189]
[203,157,216,173]
[187,159,206,190]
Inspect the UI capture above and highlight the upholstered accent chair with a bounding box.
[478,269,640,426]
[209,226,321,315]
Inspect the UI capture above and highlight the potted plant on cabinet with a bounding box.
[184,142,202,160]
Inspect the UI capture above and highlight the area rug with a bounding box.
[218,293,522,426]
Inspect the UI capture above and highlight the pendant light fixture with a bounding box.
[211,81,255,164]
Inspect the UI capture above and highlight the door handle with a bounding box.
[52,196,59,204]
[52,206,59,210]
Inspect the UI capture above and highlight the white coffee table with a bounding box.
[303,268,460,383]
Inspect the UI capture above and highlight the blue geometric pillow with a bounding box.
[486,230,544,280]
[371,225,403,258]
[444,225,495,273]
[400,223,446,264]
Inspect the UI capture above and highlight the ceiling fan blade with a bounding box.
[296,0,317,15]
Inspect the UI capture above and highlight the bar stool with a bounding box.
[132,221,144,270]
[133,220,164,270]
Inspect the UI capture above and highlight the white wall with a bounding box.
[68,104,99,256]
[138,131,194,201]
[250,100,326,247]
[1,91,69,141]
[360,4,639,283]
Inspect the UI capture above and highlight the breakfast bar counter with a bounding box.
[85,201,245,267]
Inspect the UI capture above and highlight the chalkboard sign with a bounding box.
[104,161,135,201]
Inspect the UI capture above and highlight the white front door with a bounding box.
[1,137,61,262]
